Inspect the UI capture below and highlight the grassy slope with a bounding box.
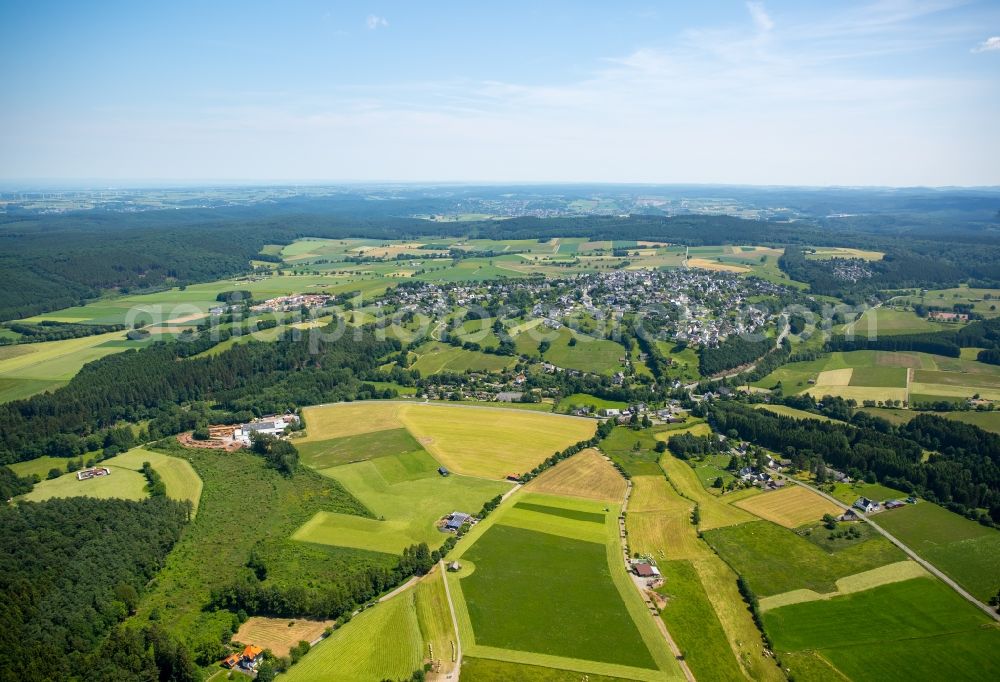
[132,444,387,653]
[875,502,1000,602]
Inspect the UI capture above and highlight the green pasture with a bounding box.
[876,501,1000,602]
[410,341,516,375]
[297,428,426,469]
[702,520,904,597]
[556,392,626,413]
[294,453,510,554]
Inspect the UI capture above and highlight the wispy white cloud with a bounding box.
[746,2,774,32]
[973,36,1000,52]
[366,15,388,30]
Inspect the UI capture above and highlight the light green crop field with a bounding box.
[542,328,627,376]
[293,451,510,554]
[848,365,908,387]
[19,465,148,503]
[461,657,632,681]
[843,307,950,336]
[556,392,627,413]
[415,569,458,677]
[762,577,1000,681]
[410,341,516,375]
[875,502,1000,602]
[283,591,423,682]
[702,520,905,597]
[445,491,682,681]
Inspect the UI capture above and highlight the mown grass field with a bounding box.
[753,404,833,422]
[702,519,905,597]
[658,451,754,530]
[233,617,332,657]
[556,392,627,413]
[297,427,426,468]
[734,485,842,528]
[762,577,1000,681]
[414,569,457,676]
[283,591,423,682]
[758,559,928,611]
[460,657,631,681]
[8,454,78,479]
[844,307,949,336]
[19,464,148,502]
[398,404,596,479]
[295,452,510,554]
[875,501,1000,602]
[300,401,404,440]
[526,448,626,502]
[106,447,204,514]
[656,560,745,682]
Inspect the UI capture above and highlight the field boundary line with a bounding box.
[777,473,1000,623]
[439,560,463,680]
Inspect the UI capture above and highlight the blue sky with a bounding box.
[1,1,998,186]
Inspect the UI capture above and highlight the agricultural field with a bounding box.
[876,501,1000,602]
[860,406,1000,433]
[758,560,928,611]
[460,657,630,681]
[296,427,427,469]
[414,569,458,677]
[829,481,907,506]
[657,449,755,530]
[753,403,833,422]
[293,451,510,554]
[526,448,627,502]
[844,307,950,336]
[702,519,905,597]
[761,577,1000,681]
[893,285,1000,319]
[685,453,738,491]
[300,401,595,480]
[105,447,204,514]
[515,326,627,375]
[282,590,423,682]
[734,485,842,528]
[233,617,332,657]
[447,491,682,681]
[7,455,78,479]
[805,246,884,261]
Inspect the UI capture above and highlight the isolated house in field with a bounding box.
[77,467,111,481]
[447,561,461,572]
[853,497,880,513]
[445,512,471,531]
[632,562,660,578]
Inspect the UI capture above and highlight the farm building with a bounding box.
[853,497,881,513]
[76,467,111,481]
[632,562,660,578]
[222,645,265,671]
[233,414,299,445]
[445,512,472,532]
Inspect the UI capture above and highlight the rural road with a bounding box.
[778,473,1000,623]
[439,560,463,680]
[618,474,697,682]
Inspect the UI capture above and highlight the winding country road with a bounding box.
[778,473,1000,623]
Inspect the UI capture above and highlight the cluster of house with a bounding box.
[76,466,111,481]
[927,311,970,322]
[233,414,300,446]
[222,645,264,672]
[249,293,331,314]
[593,402,683,422]
[853,496,917,514]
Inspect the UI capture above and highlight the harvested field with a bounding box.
[687,258,750,273]
[527,449,626,502]
[758,560,928,611]
[734,485,842,528]
[300,402,404,441]
[815,368,853,386]
[234,617,333,657]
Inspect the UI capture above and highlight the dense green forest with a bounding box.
[0,496,190,681]
[0,321,400,464]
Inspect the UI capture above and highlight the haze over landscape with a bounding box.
[2,0,1000,185]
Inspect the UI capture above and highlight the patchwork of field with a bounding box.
[233,617,332,657]
[876,501,1000,602]
[861,406,1000,433]
[734,485,842,528]
[106,447,204,514]
[755,349,1000,405]
[762,577,1000,681]
[625,473,784,681]
[446,491,683,681]
[658,451,754,530]
[282,589,423,682]
[526,448,627,502]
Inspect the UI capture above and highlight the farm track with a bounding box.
[439,559,463,680]
[778,474,1000,623]
[619,476,696,682]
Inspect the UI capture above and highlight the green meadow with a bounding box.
[702,520,904,597]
